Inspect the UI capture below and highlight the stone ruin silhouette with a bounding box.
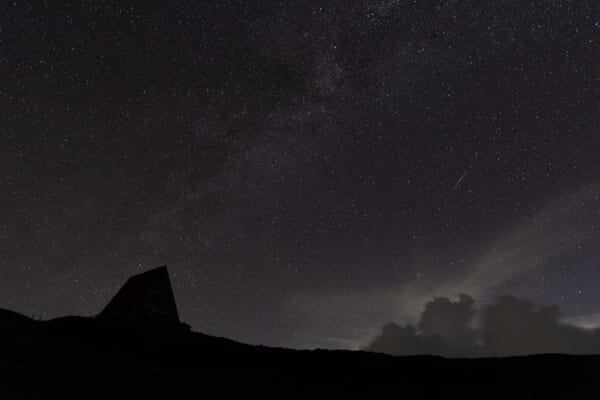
[99,265,181,324]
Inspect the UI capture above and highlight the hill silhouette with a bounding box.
[0,267,597,399]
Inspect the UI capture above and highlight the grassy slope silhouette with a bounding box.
[0,267,596,398]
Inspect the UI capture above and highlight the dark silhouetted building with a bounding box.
[99,265,180,323]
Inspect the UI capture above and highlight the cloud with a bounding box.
[430,184,600,301]
[285,184,600,349]
[365,295,600,357]
[563,312,600,330]
[418,294,477,350]
[366,294,480,357]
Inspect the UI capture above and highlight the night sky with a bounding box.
[2,1,600,350]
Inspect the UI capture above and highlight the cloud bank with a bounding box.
[286,184,600,349]
[365,295,600,357]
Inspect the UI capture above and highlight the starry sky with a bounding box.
[2,1,600,349]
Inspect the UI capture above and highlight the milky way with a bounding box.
[2,1,600,349]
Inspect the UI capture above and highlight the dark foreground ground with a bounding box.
[0,310,597,399]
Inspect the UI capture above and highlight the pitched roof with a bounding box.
[99,266,180,323]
